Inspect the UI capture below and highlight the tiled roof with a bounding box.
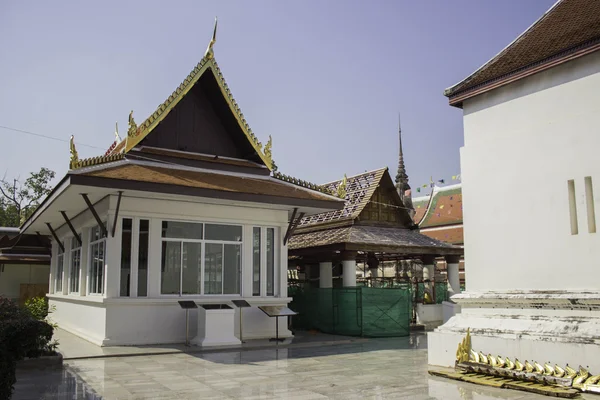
[288,225,460,254]
[70,154,124,170]
[415,185,463,228]
[446,0,600,99]
[420,226,464,245]
[136,147,266,169]
[299,168,388,228]
[273,172,335,196]
[412,197,429,224]
[81,164,337,203]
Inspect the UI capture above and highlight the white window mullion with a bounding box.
[200,242,205,295]
[260,228,267,297]
[221,245,225,295]
[130,217,140,297]
[179,242,184,296]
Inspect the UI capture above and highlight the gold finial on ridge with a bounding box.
[337,174,348,199]
[264,134,272,161]
[128,110,137,138]
[69,135,79,169]
[204,17,218,60]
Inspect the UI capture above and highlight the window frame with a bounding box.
[160,220,243,297]
[88,223,107,296]
[54,241,65,294]
[69,235,82,294]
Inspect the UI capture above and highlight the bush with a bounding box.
[0,296,56,400]
[24,296,49,321]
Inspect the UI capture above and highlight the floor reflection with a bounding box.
[13,367,102,400]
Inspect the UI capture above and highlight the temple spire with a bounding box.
[395,113,409,193]
[204,17,218,60]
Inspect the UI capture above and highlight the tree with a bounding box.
[0,168,56,227]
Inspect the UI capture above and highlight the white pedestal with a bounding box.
[416,303,443,330]
[442,301,461,324]
[191,306,241,347]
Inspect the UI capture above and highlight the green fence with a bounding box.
[288,286,412,337]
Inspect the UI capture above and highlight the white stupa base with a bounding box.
[191,306,241,347]
[428,291,600,371]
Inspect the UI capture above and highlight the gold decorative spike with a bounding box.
[69,135,79,169]
[488,354,497,367]
[505,357,515,370]
[534,361,544,374]
[337,174,348,199]
[554,365,566,377]
[115,122,121,142]
[565,365,578,378]
[496,356,506,368]
[455,328,472,363]
[204,17,218,60]
[515,358,524,371]
[574,367,590,387]
[470,349,480,363]
[543,362,555,376]
[525,361,534,373]
[127,110,137,138]
[479,352,488,365]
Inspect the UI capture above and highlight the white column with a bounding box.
[446,256,461,297]
[147,218,162,297]
[370,268,379,278]
[61,240,69,295]
[130,218,140,297]
[48,241,56,294]
[342,260,357,287]
[319,262,332,288]
[104,214,121,298]
[422,256,435,302]
[279,227,288,298]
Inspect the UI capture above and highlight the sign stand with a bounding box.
[178,301,198,347]
[231,300,251,343]
[258,305,298,344]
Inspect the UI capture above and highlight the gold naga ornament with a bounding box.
[127,110,137,138]
[439,328,600,397]
[69,135,79,169]
[336,174,348,199]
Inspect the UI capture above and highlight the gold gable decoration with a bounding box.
[427,328,600,397]
[273,172,335,196]
[69,135,79,169]
[336,174,348,199]
[118,19,275,171]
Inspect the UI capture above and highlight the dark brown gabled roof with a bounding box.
[446,0,600,106]
[298,168,388,229]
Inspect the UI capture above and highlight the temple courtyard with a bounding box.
[11,332,572,400]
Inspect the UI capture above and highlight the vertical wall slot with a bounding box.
[568,179,578,235]
[585,176,596,233]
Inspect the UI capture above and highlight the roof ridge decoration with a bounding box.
[115,18,275,170]
[272,171,334,195]
[69,136,79,169]
[336,174,347,199]
[71,153,125,170]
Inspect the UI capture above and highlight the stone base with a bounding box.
[191,307,241,348]
[428,291,600,371]
[442,301,461,324]
[416,304,443,330]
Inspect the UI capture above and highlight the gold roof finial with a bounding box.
[115,121,121,142]
[204,17,218,60]
[264,134,273,162]
[127,110,137,138]
[337,174,348,199]
[69,135,79,169]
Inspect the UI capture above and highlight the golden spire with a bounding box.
[69,135,79,169]
[204,17,218,60]
[115,121,121,142]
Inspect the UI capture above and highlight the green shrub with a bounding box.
[0,296,56,400]
[24,296,49,321]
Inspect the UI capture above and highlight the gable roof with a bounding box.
[445,0,600,107]
[105,29,273,170]
[298,168,388,229]
[413,184,463,228]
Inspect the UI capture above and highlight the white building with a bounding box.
[20,24,343,346]
[428,0,600,369]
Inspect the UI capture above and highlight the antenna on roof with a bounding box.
[204,17,218,60]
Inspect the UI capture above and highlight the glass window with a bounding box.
[137,219,149,297]
[182,242,201,295]
[223,244,241,294]
[55,242,64,293]
[162,221,203,239]
[69,237,81,293]
[161,241,181,295]
[204,243,223,295]
[266,228,275,296]
[120,218,132,297]
[252,227,261,296]
[205,224,242,242]
[89,223,106,295]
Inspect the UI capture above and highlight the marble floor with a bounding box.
[13,334,580,400]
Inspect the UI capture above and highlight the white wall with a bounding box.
[461,50,600,291]
[49,297,106,346]
[0,264,50,301]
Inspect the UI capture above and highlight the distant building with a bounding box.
[428,0,600,370]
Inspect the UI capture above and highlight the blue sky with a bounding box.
[0,0,555,192]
